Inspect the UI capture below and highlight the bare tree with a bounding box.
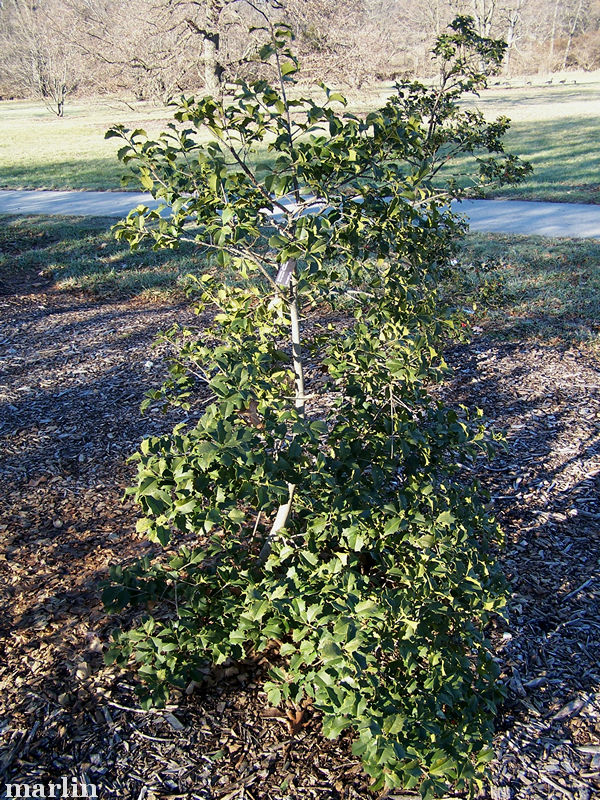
[0,0,86,114]
[561,0,588,69]
[499,0,527,74]
[547,0,561,67]
[449,0,497,36]
[277,0,403,85]
[391,0,455,74]
[154,0,270,91]
[1,0,599,104]
[71,0,284,99]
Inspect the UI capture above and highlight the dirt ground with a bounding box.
[0,271,598,800]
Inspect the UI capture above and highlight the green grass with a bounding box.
[2,216,599,348]
[433,79,600,203]
[489,116,600,204]
[456,232,600,343]
[453,116,600,205]
[0,214,210,298]
[1,78,600,202]
[0,99,188,191]
[479,80,600,203]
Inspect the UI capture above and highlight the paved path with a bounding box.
[0,189,599,239]
[0,189,155,219]
[456,198,600,238]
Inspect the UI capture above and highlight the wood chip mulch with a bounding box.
[0,269,598,800]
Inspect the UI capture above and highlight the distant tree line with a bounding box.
[0,0,599,114]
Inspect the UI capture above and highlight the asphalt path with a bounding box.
[1,189,599,238]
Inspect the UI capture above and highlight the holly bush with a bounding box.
[103,16,530,798]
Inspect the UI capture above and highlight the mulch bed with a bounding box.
[0,269,598,800]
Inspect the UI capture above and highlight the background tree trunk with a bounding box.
[561,0,585,70]
[203,30,224,90]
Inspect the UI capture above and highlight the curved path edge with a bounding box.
[0,189,599,239]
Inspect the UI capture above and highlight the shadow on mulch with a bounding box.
[0,275,599,799]
[443,337,600,798]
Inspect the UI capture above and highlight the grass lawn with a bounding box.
[0,214,209,297]
[0,99,202,191]
[1,76,599,202]
[493,117,600,204]
[459,79,600,204]
[2,214,599,346]
[456,232,600,343]
[442,115,600,204]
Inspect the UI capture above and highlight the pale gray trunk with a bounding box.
[471,0,495,37]
[203,31,223,91]
[548,0,560,70]
[503,8,521,76]
[257,263,305,566]
[434,0,442,36]
[289,272,305,418]
[561,0,584,71]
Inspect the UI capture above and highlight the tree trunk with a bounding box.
[203,0,224,92]
[548,0,561,70]
[257,263,305,566]
[203,30,223,91]
[503,8,520,76]
[471,0,495,37]
[561,0,584,71]
[288,271,305,417]
[56,83,66,117]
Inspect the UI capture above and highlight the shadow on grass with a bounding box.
[455,232,600,344]
[0,158,129,191]
[451,117,600,204]
[3,216,600,336]
[0,214,210,298]
[498,117,600,203]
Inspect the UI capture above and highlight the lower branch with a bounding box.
[257,483,295,566]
